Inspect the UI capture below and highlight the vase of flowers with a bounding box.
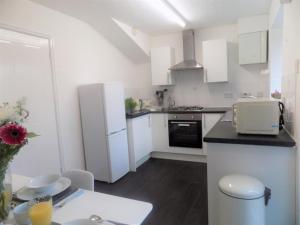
[0,99,37,224]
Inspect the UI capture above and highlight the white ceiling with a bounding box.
[31,0,272,35]
[89,0,272,35]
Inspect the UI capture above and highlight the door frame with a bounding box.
[0,23,65,172]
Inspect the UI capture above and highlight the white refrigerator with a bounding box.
[79,83,129,183]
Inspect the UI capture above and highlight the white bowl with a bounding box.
[26,174,60,193]
[13,202,31,225]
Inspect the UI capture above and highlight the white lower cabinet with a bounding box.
[202,113,222,154]
[151,113,169,151]
[128,113,223,167]
[127,114,152,171]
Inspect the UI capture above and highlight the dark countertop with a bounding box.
[126,107,231,119]
[204,120,296,147]
[126,109,151,119]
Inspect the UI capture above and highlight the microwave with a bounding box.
[233,99,284,135]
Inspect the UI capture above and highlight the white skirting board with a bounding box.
[136,154,151,169]
[151,152,207,163]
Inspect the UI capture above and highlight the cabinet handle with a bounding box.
[232,104,237,128]
[167,72,171,84]
[148,115,151,128]
[203,114,206,130]
[164,114,167,127]
[205,69,208,83]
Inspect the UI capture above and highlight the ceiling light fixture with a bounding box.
[144,0,186,27]
[0,39,11,44]
[24,44,41,49]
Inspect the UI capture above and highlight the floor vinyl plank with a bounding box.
[94,158,208,225]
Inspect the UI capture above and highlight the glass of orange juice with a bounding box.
[29,196,53,225]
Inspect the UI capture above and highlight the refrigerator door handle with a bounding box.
[108,128,126,136]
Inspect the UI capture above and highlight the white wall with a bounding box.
[151,24,269,107]
[281,0,300,136]
[275,0,300,224]
[0,0,152,171]
[269,28,283,94]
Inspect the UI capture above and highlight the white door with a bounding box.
[0,28,61,176]
[107,130,129,182]
[103,83,127,134]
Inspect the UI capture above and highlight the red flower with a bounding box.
[0,123,27,145]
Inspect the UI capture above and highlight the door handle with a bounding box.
[177,124,190,127]
[232,104,237,128]
[170,121,197,124]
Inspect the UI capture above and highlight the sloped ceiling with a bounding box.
[31,0,272,35]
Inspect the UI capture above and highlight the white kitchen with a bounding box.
[0,0,299,225]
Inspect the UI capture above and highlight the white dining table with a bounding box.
[11,174,153,225]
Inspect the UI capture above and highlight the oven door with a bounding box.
[168,120,202,148]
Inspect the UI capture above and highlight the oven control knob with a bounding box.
[192,116,194,119]
[174,116,177,119]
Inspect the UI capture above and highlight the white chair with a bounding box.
[62,169,95,191]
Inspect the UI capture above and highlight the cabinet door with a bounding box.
[151,47,175,86]
[107,130,129,182]
[133,115,152,162]
[127,115,152,171]
[203,39,228,83]
[239,31,267,65]
[103,83,127,134]
[202,113,222,154]
[151,113,169,151]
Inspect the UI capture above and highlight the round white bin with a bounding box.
[218,174,267,225]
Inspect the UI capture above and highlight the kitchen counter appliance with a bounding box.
[233,99,285,135]
[168,113,202,148]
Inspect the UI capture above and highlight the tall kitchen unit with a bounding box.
[78,83,129,183]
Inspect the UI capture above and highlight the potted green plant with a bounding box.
[125,98,137,114]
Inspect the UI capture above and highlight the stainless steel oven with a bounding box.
[168,114,202,148]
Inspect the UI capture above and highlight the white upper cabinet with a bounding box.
[237,15,268,65]
[150,46,175,86]
[202,39,228,83]
[239,31,268,65]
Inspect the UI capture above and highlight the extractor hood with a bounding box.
[169,30,203,71]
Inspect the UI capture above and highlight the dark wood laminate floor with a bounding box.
[94,158,208,225]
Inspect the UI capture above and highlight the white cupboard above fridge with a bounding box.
[202,39,228,83]
[150,46,175,86]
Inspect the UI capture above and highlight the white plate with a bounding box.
[26,174,60,193]
[63,219,115,225]
[16,177,71,201]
